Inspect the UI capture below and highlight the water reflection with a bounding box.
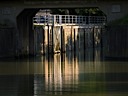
[34,53,79,95]
[0,49,128,96]
[34,49,128,96]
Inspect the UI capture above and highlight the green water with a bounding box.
[0,50,128,96]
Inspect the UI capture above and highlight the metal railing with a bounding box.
[33,15,106,25]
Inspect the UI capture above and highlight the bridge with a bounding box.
[33,15,106,26]
[33,14,106,54]
[0,0,128,57]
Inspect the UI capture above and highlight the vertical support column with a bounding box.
[70,26,73,51]
[47,25,50,54]
[78,28,80,50]
[100,26,104,60]
[42,27,45,54]
[51,25,54,54]
[99,27,102,48]
[92,27,95,49]
[92,26,95,61]
[44,26,49,55]
[34,26,37,55]
[84,28,86,50]
[101,27,103,48]
[29,26,34,56]
[61,26,65,53]
[64,27,67,52]
[75,28,79,52]
[73,28,78,58]
[74,28,76,53]
[78,28,85,51]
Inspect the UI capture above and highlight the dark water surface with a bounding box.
[0,49,128,96]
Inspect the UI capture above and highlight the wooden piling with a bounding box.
[74,28,76,53]
[61,26,65,53]
[34,27,37,55]
[70,26,73,51]
[51,25,54,54]
[47,25,50,54]
[44,26,48,55]
[42,27,45,55]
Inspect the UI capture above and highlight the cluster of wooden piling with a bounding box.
[33,25,104,55]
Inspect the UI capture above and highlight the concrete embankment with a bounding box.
[0,27,16,58]
[104,25,128,59]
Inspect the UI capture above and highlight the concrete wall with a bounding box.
[0,7,39,57]
[98,1,128,22]
[0,7,24,57]
[0,28,15,57]
[104,25,128,58]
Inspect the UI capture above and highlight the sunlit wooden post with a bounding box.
[47,25,50,54]
[73,28,76,53]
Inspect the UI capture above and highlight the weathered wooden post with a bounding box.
[84,28,86,50]
[44,26,48,55]
[47,25,50,54]
[61,26,65,53]
[42,27,45,55]
[34,26,38,55]
[48,26,54,54]
[46,25,50,54]
[92,26,95,61]
[74,28,76,53]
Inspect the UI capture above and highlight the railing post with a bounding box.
[68,15,70,24]
[59,15,62,25]
[75,16,77,24]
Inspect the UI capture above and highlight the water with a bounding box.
[0,49,128,96]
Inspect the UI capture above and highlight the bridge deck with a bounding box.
[33,15,106,26]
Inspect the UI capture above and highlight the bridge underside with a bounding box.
[16,8,107,56]
[16,7,128,58]
[16,9,40,56]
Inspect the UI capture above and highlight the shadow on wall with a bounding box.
[105,25,128,58]
[0,28,15,57]
[0,19,15,57]
[0,19,14,28]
